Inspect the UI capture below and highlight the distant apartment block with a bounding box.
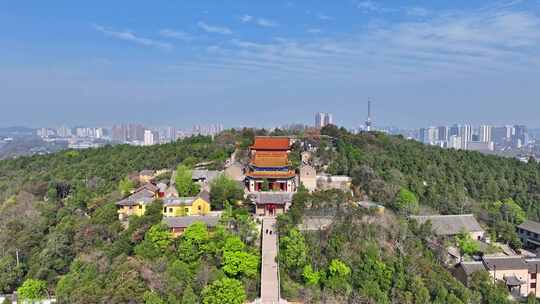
[315,112,333,128]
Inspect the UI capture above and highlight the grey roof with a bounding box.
[483,256,528,271]
[157,183,168,192]
[525,258,540,273]
[131,189,156,199]
[116,196,154,206]
[250,192,293,205]
[410,214,483,236]
[518,220,540,234]
[504,275,526,286]
[459,262,486,276]
[163,197,196,206]
[133,183,159,193]
[192,170,221,182]
[163,216,220,228]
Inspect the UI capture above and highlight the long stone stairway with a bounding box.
[259,217,284,304]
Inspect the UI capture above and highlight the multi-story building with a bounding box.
[112,124,128,142]
[437,126,449,142]
[514,125,528,148]
[459,125,473,150]
[315,112,333,128]
[419,127,439,145]
[479,125,493,143]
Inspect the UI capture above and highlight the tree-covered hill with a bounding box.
[320,125,540,219]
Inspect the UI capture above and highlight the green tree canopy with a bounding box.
[175,164,200,197]
[393,188,419,215]
[279,228,307,271]
[17,279,48,301]
[210,174,244,210]
[118,177,135,196]
[222,251,259,278]
[201,278,246,304]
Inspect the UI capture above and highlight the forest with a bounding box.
[0,135,258,303]
[1,126,540,303]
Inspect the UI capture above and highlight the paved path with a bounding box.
[260,217,281,304]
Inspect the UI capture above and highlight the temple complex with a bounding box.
[245,136,297,192]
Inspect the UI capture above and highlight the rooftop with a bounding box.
[249,192,294,205]
[458,261,486,276]
[252,151,289,168]
[483,256,528,271]
[246,170,296,179]
[410,214,483,236]
[163,216,220,228]
[518,220,540,234]
[251,136,290,151]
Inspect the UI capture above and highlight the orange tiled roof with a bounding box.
[251,136,290,150]
[246,170,296,179]
[252,151,289,167]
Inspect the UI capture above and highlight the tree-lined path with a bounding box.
[260,217,282,304]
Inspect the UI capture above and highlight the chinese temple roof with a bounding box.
[252,151,289,167]
[251,136,290,150]
[246,170,296,179]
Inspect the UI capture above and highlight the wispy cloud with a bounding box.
[317,14,333,21]
[159,29,192,41]
[256,18,278,27]
[240,16,279,27]
[355,0,394,13]
[197,22,233,35]
[240,15,253,23]
[94,25,172,50]
[407,7,430,17]
[177,4,540,81]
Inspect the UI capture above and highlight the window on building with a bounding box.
[163,207,167,213]
[138,205,142,209]
[532,273,537,279]
[198,206,202,211]
[185,208,189,213]
[169,208,173,213]
[531,283,536,289]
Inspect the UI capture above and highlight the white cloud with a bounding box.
[240,16,278,28]
[355,0,392,13]
[197,22,233,35]
[256,18,278,27]
[181,5,540,80]
[407,7,430,17]
[94,25,172,50]
[159,29,192,41]
[240,15,253,23]
[317,14,333,21]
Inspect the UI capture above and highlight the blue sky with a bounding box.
[1,0,540,128]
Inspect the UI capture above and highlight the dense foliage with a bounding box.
[0,136,242,302]
[319,126,539,246]
[277,189,510,303]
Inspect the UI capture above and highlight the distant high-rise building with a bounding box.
[437,126,448,142]
[449,124,460,137]
[144,130,158,146]
[95,128,104,139]
[315,112,333,128]
[419,127,439,145]
[459,124,472,149]
[112,124,128,142]
[479,125,492,143]
[56,126,71,138]
[128,124,145,141]
[448,135,462,150]
[492,125,513,146]
[514,125,528,148]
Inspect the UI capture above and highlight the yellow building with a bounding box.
[162,191,211,217]
[116,195,155,221]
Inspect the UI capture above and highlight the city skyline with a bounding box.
[2,1,540,128]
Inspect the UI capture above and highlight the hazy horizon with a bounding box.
[2,1,540,129]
